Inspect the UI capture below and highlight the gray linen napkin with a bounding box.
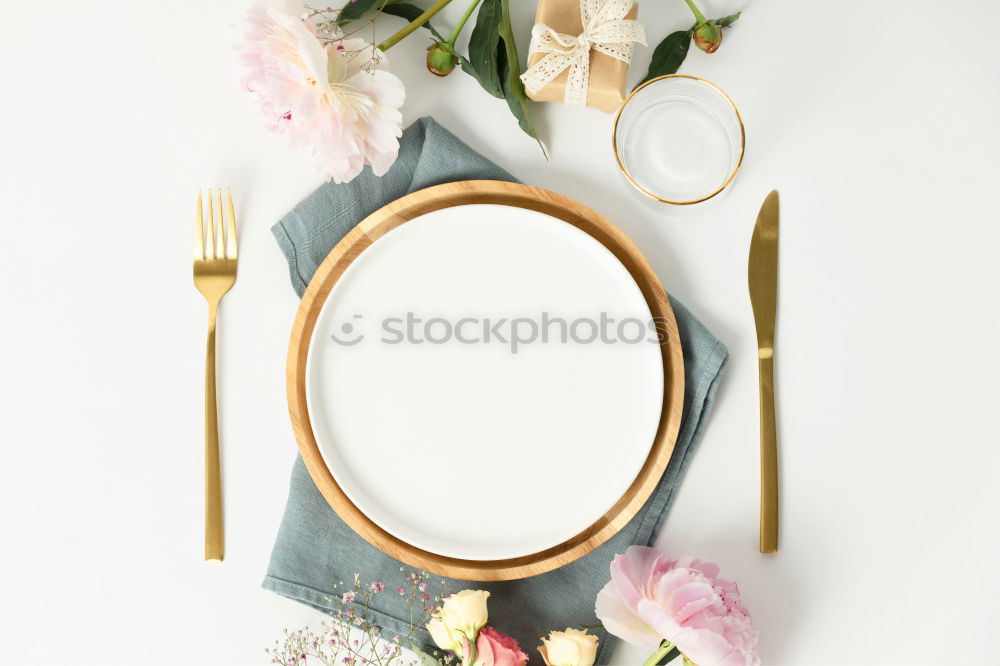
[265,117,729,664]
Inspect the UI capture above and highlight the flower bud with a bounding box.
[426,42,458,76]
[538,629,599,666]
[427,617,462,652]
[692,21,723,53]
[427,590,490,651]
[466,627,529,666]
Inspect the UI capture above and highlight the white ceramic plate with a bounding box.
[306,204,663,561]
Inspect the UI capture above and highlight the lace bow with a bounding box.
[520,0,645,108]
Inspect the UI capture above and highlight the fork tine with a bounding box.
[205,188,216,259]
[195,190,205,260]
[214,189,225,259]
[225,189,238,260]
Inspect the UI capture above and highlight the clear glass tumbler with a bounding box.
[613,74,745,205]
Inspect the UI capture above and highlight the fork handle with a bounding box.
[757,353,779,553]
[204,302,224,561]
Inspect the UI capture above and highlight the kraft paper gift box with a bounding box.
[524,0,639,113]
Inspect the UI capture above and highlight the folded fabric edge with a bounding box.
[272,218,310,298]
[262,575,437,655]
[638,338,730,545]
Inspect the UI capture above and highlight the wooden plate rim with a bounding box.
[286,180,685,581]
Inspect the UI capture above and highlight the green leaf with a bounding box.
[410,642,441,666]
[336,0,384,25]
[635,29,692,90]
[715,11,741,27]
[652,641,681,665]
[497,0,541,149]
[458,0,542,153]
[458,54,487,92]
[381,3,446,42]
[462,0,503,98]
[577,622,605,631]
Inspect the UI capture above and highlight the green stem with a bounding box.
[642,641,679,666]
[466,635,478,666]
[682,0,707,24]
[376,0,454,51]
[445,0,483,46]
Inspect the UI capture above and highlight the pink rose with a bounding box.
[461,626,529,666]
[595,546,759,666]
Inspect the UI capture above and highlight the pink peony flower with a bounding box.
[461,626,529,666]
[235,0,404,183]
[595,546,759,666]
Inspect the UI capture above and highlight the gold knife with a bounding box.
[748,190,780,553]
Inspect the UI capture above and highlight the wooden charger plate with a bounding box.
[287,180,684,581]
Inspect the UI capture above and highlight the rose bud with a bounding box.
[464,627,529,666]
[426,42,458,76]
[426,590,491,650]
[692,21,723,53]
[427,617,462,652]
[538,629,599,666]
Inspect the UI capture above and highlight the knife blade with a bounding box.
[748,190,779,553]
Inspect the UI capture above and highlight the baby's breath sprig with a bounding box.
[304,4,390,75]
[266,570,448,666]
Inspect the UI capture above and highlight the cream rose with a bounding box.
[427,590,490,651]
[427,616,462,652]
[538,629,599,666]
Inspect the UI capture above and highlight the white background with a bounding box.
[2,0,998,664]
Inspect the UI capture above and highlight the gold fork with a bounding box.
[193,189,238,562]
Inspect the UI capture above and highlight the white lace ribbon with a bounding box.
[520,0,645,107]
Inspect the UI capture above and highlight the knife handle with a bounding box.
[757,352,779,553]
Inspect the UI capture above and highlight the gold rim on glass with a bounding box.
[612,74,746,205]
